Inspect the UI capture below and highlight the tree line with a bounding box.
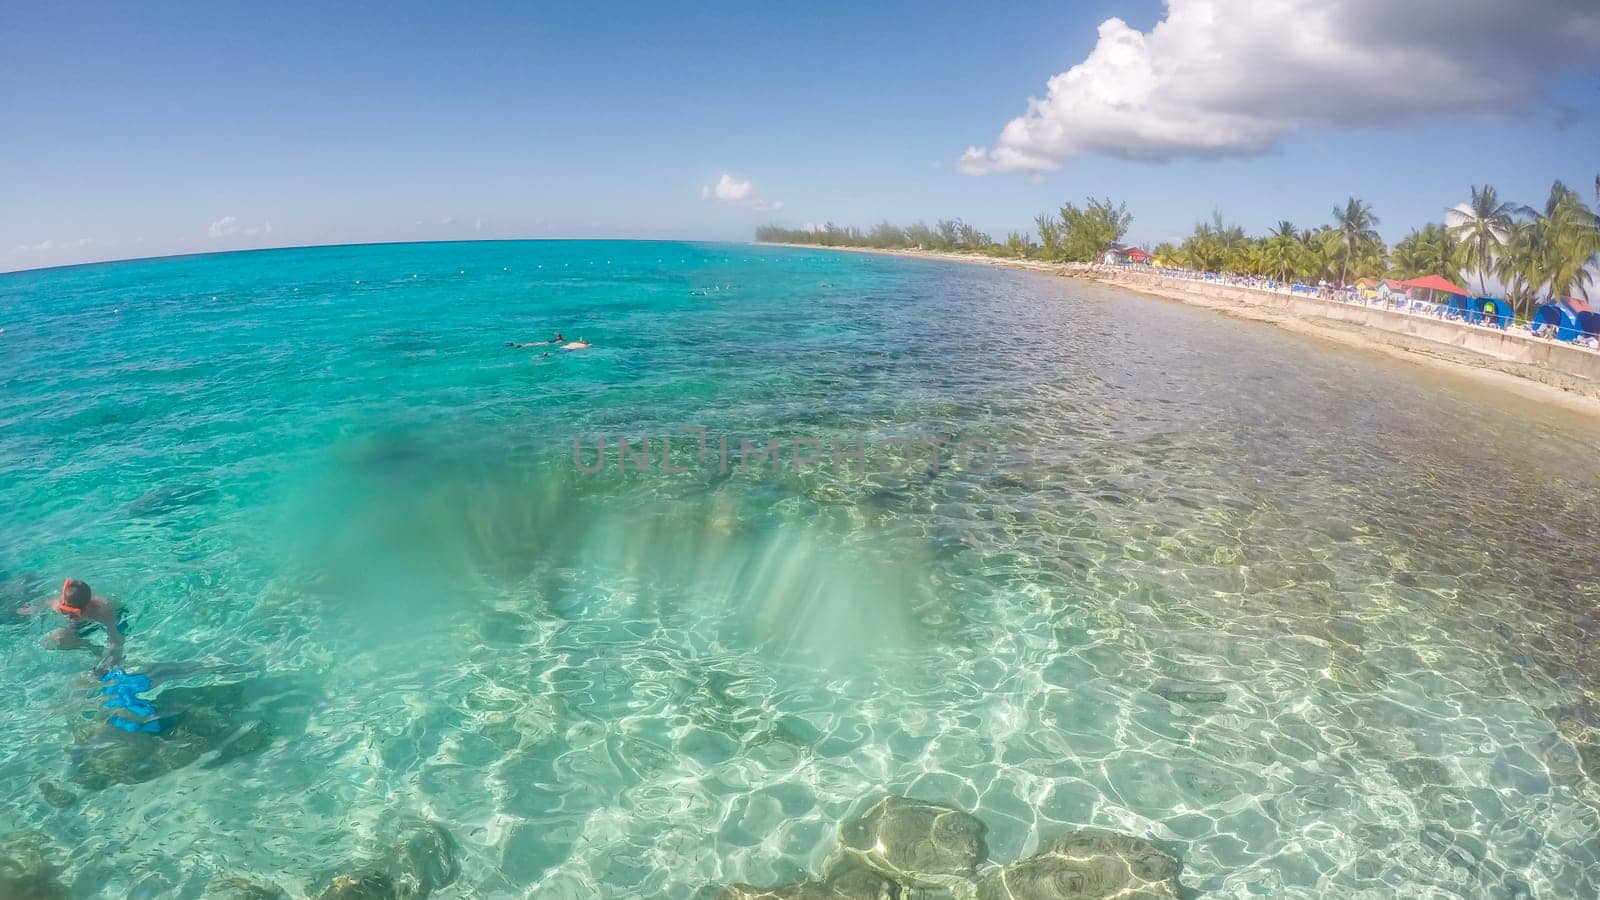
[754,198,1131,263]
[755,220,1009,255]
[755,182,1600,318]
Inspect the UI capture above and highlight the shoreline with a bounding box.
[758,242,1600,421]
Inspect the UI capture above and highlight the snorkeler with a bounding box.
[17,579,125,675]
[507,332,566,348]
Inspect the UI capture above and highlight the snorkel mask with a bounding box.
[54,579,87,617]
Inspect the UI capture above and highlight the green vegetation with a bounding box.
[756,182,1600,316]
[1389,223,1463,282]
[1037,198,1132,262]
[754,196,1130,262]
[755,220,997,253]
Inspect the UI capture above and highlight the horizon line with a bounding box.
[0,236,761,278]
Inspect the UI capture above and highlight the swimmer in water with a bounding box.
[561,338,591,350]
[507,332,565,348]
[18,579,125,675]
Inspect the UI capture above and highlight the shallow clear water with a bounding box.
[2,241,1599,898]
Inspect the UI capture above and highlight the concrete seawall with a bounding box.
[1096,269,1600,385]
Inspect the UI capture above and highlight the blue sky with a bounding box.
[4,0,1598,271]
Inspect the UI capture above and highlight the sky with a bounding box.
[4,0,1599,272]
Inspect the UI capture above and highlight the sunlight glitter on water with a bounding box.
[1,241,1598,897]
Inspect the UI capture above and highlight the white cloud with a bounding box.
[961,0,1600,173]
[10,237,93,256]
[208,216,273,240]
[703,174,752,203]
[702,174,784,212]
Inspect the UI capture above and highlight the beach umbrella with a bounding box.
[1398,274,1471,310]
[1398,275,1471,296]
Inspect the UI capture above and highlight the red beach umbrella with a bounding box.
[1397,275,1471,296]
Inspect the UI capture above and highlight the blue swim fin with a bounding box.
[100,672,151,693]
[104,695,157,717]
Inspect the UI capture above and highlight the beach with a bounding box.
[761,242,1600,419]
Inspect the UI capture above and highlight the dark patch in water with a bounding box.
[1149,679,1230,705]
[69,677,313,791]
[125,483,219,519]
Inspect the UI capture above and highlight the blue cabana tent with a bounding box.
[1446,295,1476,321]
[1476,297,1513,328]
[1534,302,1583,341]
[1579,311,1600,338]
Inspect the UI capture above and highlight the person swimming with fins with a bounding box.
[507,332,565,348]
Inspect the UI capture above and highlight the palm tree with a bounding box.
[1422,223,1464,283]
[1261,221,1303,282]
[1180,220,1221,272]
[1390,223,1465,282]
[1446,185,1529,295]
[1497,219,1544,318]
[1332,198,1382,287]
[1297,226,1340,284]
[1536,181,1600,301]
[1389,229,1430,280]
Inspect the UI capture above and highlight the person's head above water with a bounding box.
[55,579,91,618]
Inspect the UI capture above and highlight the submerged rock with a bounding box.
[36,780,77,808]
[313,869,397,900]
[0,830,70,899]
[315,819,460,900]
[836,795,987,889]
[69,678,308,791]
[1148,679,1229,705]
[975,828,1180,900]
[125,482,219,519]
[202,875,289,899]
[383,819,460,898]
[712,863,899,899]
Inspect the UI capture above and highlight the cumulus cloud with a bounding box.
[208,216,273,240]
[960,0,1600,174]
[702,174,784,212]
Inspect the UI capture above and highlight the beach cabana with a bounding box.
[1445,294,1476,321]
[1533,302,1583,341]
[1477,298,1513,329]
[1579,311,1600,338]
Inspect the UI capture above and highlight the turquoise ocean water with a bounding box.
[2,240,1599,897]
